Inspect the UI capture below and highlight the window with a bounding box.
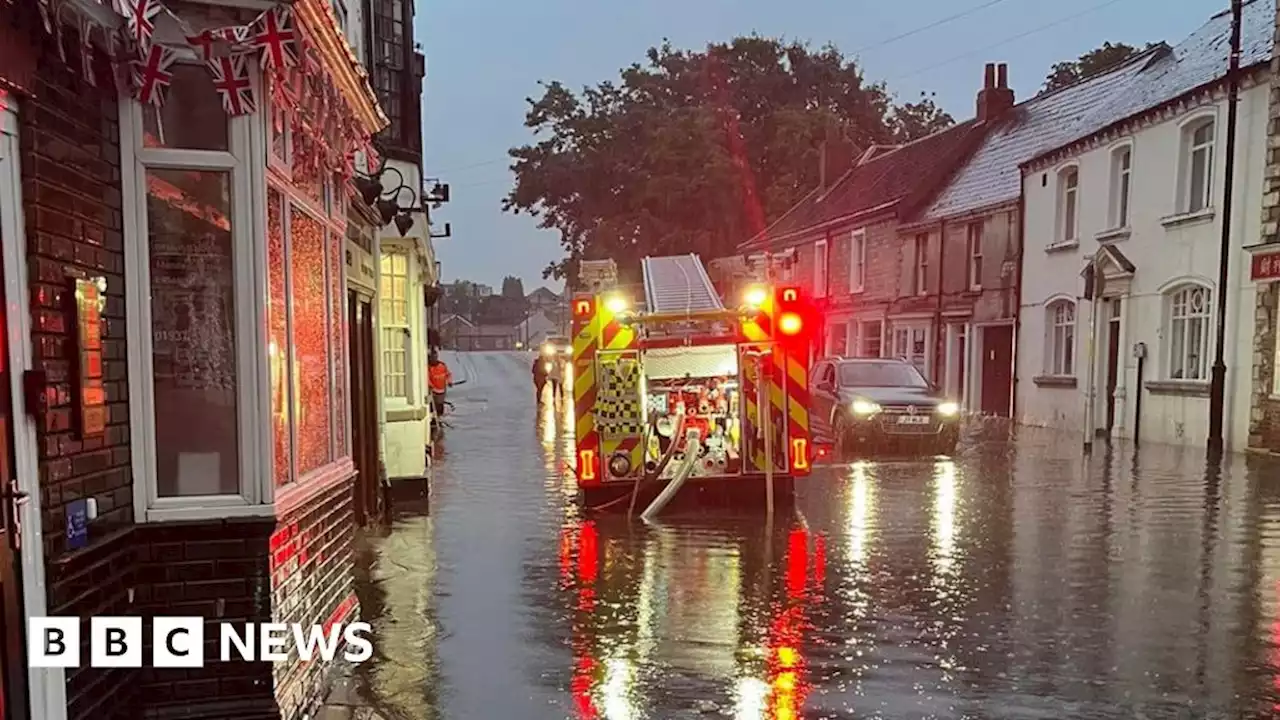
[1046,300,1076,376]
[1166,284,1212,381]
[1110,145,1132,228]
[1058,167,1079,244]
[966,223,982,291]
[892,325,929,375]
[849,228,866,292]
[828,321,847,357]
[1181,118,1215,213]
[814,239,828,298]
[859,320,883,358]
[371,0,409,146]
[331,0,348,33]
[381,251,411,400]
[123,66,351,520]
[914,234,928,296]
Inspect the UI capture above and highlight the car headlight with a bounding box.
[542,346,554,356]
[851,400,881,416]
[936,402,959,417]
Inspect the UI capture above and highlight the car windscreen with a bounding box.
[839,361,929,388]
[545,337,569,345]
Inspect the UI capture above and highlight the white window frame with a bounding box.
[966,223,982,291]
[1045,298,1076,376]
[1057,165,1079,245]
[1109,143,1132,229]
[813,239,828,298]
[856,319,884,358]
[913,234,928,296]
[1163,282,1213,382]
[124,61,352,522]
[1179,114,1216,214]
[891,323,930,376]
[848,228,866,293]
[380,248,414,405]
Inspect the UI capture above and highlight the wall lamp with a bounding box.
[354,163,421,237]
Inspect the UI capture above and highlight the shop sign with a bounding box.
[72,277,107,438]
[1252,250,1280,282]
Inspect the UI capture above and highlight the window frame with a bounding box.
[122,61,267,521]
[1179,114,1216,215]
[966,223,983,291]
[891,323,930,376]
[1163,282,1213,382]
[913,234,929,296]
[857,319,884,358]
[1057,165,1080,245]
[848,228,866,293]
[813,239,829,298]
[1045,298,1076,377]
[1109,143,1133,229]
[379,248,414,405]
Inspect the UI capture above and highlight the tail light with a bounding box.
[578,449,598,483]
[790,438,809,472]
[778,312,803,336]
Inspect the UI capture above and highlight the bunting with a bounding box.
[131,43,176,106]
[208,53,256,116]
[251,6,298,73]
[122,0,162,51]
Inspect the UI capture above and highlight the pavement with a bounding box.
[322,350,1280,719]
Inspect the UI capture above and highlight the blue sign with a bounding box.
[66,499,88,551]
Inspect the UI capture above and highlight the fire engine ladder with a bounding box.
[641,254,724,316]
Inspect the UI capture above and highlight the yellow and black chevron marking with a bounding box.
[597,353,645,478]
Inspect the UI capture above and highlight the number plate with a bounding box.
[897,415,930,425]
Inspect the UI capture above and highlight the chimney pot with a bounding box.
[997,63,1008,89]
[984,63,996,89]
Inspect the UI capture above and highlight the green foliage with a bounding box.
[1042,41,1159,93]
[505,36,955,281]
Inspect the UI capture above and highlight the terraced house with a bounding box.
[0,0,397,716]
[1018,1,1273,451]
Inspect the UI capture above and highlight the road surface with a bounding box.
[352,351,1280,719]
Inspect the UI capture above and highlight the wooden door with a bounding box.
[979,325,1014,417]
[348,292,381,526]
[0,126,29,719]
[1105,300,1122,432]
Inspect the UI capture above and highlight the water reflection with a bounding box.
[559,516,823,718]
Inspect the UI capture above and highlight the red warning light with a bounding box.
[574,299,593,316]
[778,312,803,336]
[791,438,809,471]
[780,287,799,303]
[578,449,598,481]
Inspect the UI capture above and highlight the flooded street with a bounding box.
[353,351,1280,719]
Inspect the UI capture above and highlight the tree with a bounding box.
[501,275,525,299]
[1043,41,1158,93]
[505,36,954,281]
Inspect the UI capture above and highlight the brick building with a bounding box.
[0,0,387,718]
[1247,0,1280,452]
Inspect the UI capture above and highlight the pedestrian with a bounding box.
[428,351,452,419]
[547,357,565,403]
[532,355,549,403]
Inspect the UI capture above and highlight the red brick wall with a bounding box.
[271,477,357,720]
[18,29,140,720]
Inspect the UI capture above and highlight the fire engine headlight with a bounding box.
[542,346,554,356]
[608,452,632,477]
[851,400,881,416]
[936,402,959,417]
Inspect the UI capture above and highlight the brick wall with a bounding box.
[19,28,139,720]
[271,478,357,720]
[1249,0,1280,450]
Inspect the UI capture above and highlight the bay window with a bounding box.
[124,61,351,521]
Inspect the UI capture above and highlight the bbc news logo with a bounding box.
[28,617,374,668]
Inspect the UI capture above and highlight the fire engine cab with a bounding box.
[570,254,814,513]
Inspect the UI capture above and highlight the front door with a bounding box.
[348,292,381,526]
[0,107,29,720]
[979,325,1014,417]
[1104,299,1122,433]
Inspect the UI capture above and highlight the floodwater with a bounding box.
[351,351,1280,719]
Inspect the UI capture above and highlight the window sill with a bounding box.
[1033,375,1077,388]
[1161,208,1214,229]
[1095,227,1131,243]
[386,406,428,423]
[1145,380,1210,397]
[1045,240,1079,254]
[274,457,357,519]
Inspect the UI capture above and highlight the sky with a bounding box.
[419,0,1226,293]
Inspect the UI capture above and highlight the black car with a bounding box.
[811,357,961,459]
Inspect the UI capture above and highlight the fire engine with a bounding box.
[569,254,814,513]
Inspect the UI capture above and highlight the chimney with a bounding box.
[976,62,1015,123]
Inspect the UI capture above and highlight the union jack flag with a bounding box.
[124,0,162,51]
[208,53,256,116]
[251,6,298,73]
[130,43,175,106]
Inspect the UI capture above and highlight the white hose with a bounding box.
[640,429,702,522]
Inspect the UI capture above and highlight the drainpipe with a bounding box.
[1207,0,1243,458]
[1011,196,1026,422]
[934,219,947,388]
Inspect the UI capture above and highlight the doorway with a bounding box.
[1104,298,1122,433]
[979,324,1014,417]
[945,323,969,406]
[348,291,382,526]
